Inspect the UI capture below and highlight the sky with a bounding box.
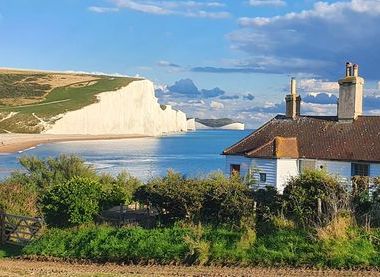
[1,0,380,128]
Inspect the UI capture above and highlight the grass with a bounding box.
[0,76,137,133]
[22,224,380,268]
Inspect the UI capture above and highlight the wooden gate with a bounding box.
[0,213,43,245]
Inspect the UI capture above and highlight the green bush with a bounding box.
[134,171,207,223]
[41,177,102,227]
[200,172,255,227]
[134,171,254,226]
[99,171,142,210]
[283,170,349,228]
[7,155,98,190]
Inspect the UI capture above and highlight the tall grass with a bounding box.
[23,224,380,268]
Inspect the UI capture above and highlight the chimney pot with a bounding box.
[353,64,359,77]
[345,62,352,77]
[291,77,296,95]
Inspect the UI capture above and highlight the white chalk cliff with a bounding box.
[195,122,245,130]
[186,118,196,131]
[44,80,187,136]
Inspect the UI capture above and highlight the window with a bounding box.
[351,163,370,177]
[230,164,241,176]
[299,159,316,173]
[259,173,267,183]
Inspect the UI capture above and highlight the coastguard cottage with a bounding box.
[223,63,380,193]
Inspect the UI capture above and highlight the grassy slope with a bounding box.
[195,118,240,128]
[0,74,137,133]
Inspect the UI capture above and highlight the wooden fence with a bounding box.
[0,213,43,246]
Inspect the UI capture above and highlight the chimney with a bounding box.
[338,62,364,122]
[285,77,301,119]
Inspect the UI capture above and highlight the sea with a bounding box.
[0,130,251,181]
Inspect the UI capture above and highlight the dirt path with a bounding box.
[0,259,379,277]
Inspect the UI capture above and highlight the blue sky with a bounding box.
[1,0,380,127]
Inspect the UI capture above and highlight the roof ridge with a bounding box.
[245,139,274,157]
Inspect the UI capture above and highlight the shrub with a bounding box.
[7,155,98,190]
[283,169,350,228]
[99,171,142,210]
[41,177,102,227]
[134,171,254,226]
[0,182,39,217]
[200,172,255,227]
[252,186,283,223]
[134,171,206,223]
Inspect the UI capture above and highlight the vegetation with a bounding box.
[0,155,142,225]
[0,182,39,217]
[2,155,380,269]
[134,171,254,226]
[195,118,240,128]
[0,73,51,99]
[283,170,350,228]
[22,223,380,268]
[0,71,137,133]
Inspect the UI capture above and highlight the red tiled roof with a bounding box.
[223,115,380,163]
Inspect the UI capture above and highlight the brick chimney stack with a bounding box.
[338,62,364,122]
[285,77,301,119]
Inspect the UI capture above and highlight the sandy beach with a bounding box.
[0,133,148,154]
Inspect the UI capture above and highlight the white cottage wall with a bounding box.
[315,160,351,182]
[250,159,277,188]
[276,159,298,193]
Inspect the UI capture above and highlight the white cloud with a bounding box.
[298,79,339,94]
[111,0,171,15]
[229,0,380,79]
[210,101,225,109]
[248,0,286,7]
[88,6,119,13]
[92,0,230,18]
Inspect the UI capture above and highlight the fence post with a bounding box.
[0,212,5,244]
[317,198,322,216]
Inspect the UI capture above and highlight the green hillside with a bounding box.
[195,118,241,128]
[0,69,137,133]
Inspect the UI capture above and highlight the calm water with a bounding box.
[0,130,251,181]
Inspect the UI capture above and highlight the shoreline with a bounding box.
[0,134,150,154]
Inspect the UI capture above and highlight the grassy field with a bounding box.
[0,69,137,133]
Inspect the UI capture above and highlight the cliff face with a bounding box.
[186,118,196,131]
[44,80,187,136]
[195,122,245,130]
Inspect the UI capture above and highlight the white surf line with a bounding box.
[0,99,71,110]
